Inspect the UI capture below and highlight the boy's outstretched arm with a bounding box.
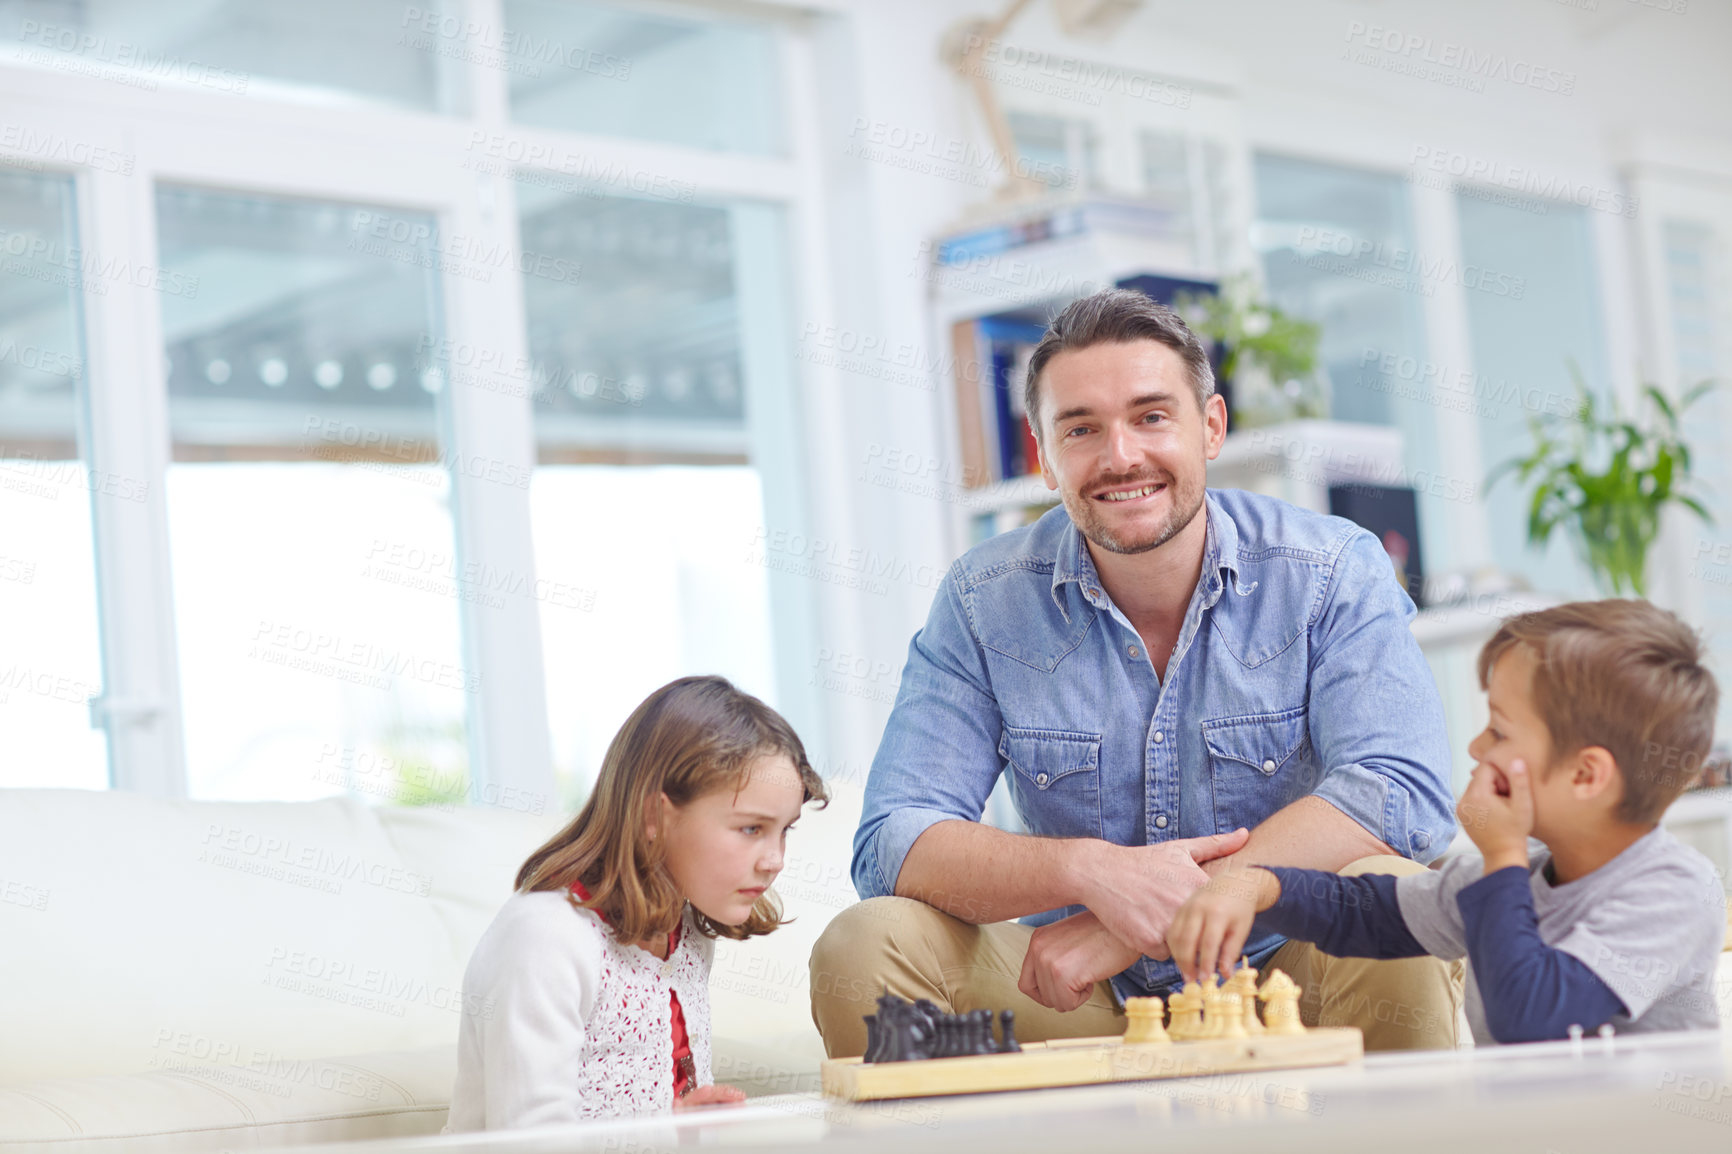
[1169,863,1429,984]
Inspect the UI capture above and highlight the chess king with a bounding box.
[810,288,1464,1059]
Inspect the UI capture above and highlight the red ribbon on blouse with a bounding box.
[570,881,694,1098]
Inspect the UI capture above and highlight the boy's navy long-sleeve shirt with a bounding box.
[1254,830,1723,1045]
[1259,866,1624,1043]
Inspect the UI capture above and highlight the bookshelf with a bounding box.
[924,195,1222,552]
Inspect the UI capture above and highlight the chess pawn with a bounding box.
[998,1009,1021,1053]
[1199,977,1227,1039]
[1217,990,1248,1039]
[969,1009,995,1056]
[1226,961,1265,1036]
[1167,982,1204,1041]
[1259,969,1305,1036]
[936,1015,960,1058]
[1122,996,1170,1045]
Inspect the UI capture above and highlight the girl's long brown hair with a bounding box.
[516,675,827,943]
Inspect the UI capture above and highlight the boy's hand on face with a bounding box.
[1166,866,1279,986]
[1457,758,1534,873]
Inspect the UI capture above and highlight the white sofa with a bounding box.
[0,789,832,1152]
[5,788,1727,1152]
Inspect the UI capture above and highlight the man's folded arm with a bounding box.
[851,564,1007,904]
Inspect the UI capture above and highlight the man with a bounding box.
[810,289,1462,1057]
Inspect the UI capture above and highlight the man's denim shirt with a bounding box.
[853,488,1457,1001]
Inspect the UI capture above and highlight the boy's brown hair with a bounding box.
[516,675,827,943]
[1477,600,1719,824]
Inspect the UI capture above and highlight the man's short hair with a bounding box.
[1477,600,1720,824]
[1023,288,1216,437]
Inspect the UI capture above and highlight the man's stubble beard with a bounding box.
[1063,468,1206,556]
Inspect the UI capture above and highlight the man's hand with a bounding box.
[674,1084,747,1110]
[1017,910,1143,1012]
[1166,866,1281,985]
[1075,828,1250,959]
[1456,758,1533,873]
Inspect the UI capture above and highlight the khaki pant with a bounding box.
[809,855,1462,1058]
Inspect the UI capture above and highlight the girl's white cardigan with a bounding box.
[446,890,714,1130]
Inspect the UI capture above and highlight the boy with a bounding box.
[1169,600,1725,1044]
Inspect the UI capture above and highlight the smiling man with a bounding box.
[810,289,1463,1056]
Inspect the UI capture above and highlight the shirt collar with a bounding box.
[1049,490,1247,619]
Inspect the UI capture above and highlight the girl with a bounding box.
[446,675,828,1130]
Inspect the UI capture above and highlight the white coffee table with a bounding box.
[262,1029,1732,1154]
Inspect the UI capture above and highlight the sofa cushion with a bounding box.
[372,804,565,964]
[0,1046,451,1154]
[0,791,463,1083]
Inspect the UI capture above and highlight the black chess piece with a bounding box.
[969,1009,994,1055]
[906,1006,934,1061]
[871,992,915,1062]
[862,1013,882,1063]
[998,1009,1021,1053]
[940,1014,963,1058]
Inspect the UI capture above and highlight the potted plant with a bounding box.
[1489,367,1716,597]
[1176,275,1326,428]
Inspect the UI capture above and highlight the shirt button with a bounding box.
[1036,773,1049,786]
[1153,731,1164,744]
[1261,759,1277,773]
[661,961,675,977]
[1154,814,1169,829]
[1128,645,1140,659]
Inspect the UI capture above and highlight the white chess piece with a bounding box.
[1168,982,1204,1041]
[1227,960,1265,1036]
[1122,996,1170,1045]
[1258,969,1305,1036]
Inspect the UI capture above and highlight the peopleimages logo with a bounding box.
[1343,21,1576,95]
[1293,225,1526,300]
[16,18,249,93]
[1408,146,1636,218]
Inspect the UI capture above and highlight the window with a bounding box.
[1456,192,1608,598]
[1251,154,1460,571]
[1253,154,1430,428]
[1664,220,1732,740]
[155,187,470,802]
[1142,130,1233,272]
[1,0,460,112]
[1009,111,1096,192]
[0,0,822,803]
[502,0,783,155]
[508,187,784,801]
[0,170,107,788]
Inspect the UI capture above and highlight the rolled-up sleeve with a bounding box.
[851,564,1006,900]
[1304,529,1456,862]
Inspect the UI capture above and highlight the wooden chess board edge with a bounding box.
[819,1027,1363,1101]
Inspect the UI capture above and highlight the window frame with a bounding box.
[0,0,838,802]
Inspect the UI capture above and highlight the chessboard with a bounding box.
[821,967,1363,1102]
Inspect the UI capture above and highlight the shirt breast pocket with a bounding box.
[1201,705,1316,834]
[998,726,1103,839]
